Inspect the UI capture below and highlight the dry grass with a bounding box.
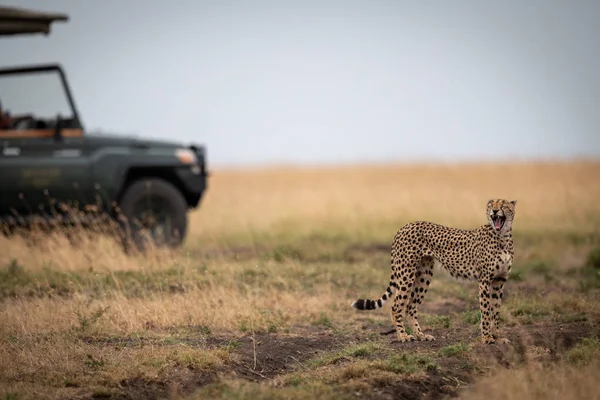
[459,361,600,400]
[189,160,600,238]
[1,160,599,399]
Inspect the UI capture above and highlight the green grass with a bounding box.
[422,314,452,329]
[565,337,600,366]
[579,247,600,291]
[510,260,554,282]
[439,343,471,357]
[308,342,382,369]
[377,352,438,374]
[0,258,207,300]
[463,309,481,325]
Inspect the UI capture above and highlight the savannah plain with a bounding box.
[1,160,600,400]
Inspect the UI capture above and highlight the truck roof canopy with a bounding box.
[0,5,68,36]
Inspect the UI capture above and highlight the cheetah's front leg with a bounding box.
[478,279,495,344]
[490,276,510,344]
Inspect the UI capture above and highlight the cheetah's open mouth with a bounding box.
[491,215,506,231]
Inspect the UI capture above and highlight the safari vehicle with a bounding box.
[0,6,209,248]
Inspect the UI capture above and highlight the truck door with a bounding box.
[0,64,93,219]
[0,129,95,217]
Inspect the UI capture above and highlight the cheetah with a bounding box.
[351,199,517,345]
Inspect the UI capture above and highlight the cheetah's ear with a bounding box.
[510,200,517,207]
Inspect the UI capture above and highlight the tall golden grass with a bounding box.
[190,160,600,237]
[2,160,597,271]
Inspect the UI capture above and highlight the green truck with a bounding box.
[0,6,209,249]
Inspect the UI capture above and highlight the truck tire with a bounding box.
[117,178,188,251]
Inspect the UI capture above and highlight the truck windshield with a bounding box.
[0,69,74,129]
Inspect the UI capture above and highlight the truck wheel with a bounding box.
[117,178,188,251]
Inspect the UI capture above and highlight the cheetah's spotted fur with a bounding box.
[351,199,517,345]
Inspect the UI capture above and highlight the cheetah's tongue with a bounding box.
[494,218,503,230]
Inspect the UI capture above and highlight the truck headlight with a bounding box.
[175,148,197,165]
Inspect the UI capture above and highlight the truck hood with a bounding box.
[84,133,185,149]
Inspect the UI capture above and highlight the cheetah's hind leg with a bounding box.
[405,256,436,341]
[389,255,425,343]
[389,293,415,342]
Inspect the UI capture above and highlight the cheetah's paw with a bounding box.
[482,335,496,345]
[392,334,416,343]
[415,334,436,342]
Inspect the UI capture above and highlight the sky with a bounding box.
[1,0,599,167]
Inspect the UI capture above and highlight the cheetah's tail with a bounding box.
[351,282,399,311]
